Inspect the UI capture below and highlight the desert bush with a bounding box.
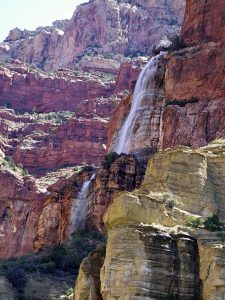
[162,193,177,209]
[5,267,27,289]
[186,216,202,228]
[0,230,105,278]
[203,215,222,231]
[37,261,56,274]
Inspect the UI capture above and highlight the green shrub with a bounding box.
[38,261,56,274]
[203,215,222,231]
[48,244,67,267]
[0,230,105,278]
[186,216,202,228]
[5,267,27,289]
[162,193,177,209]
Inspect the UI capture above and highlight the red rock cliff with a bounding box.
[0,0,185,70]
[163,0,225,148]
[108,0,225,154]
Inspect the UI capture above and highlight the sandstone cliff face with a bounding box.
[101,226,200,300]
[0,155,45,258]
[33,167,95,251]
[181,0,225,45]
[0,0,185,70]
[75,143,225,299]
[74,245,105,300]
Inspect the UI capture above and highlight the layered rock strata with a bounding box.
[108,0,225,156]
[163,0,225,148]
[33,167,95,251]
[74,245,105,300]
[0,62,114,113]
[0,150,95,257]
[0,58,143,173]
[0,0,185,70]
[87,154,145,231]
[75,143,225,299]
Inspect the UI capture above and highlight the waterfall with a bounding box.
[71,173,95,232]
[114,52,165,154]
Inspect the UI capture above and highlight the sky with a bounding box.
[0,0,87,42]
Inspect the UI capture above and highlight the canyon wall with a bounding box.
[108,0,225,157]
[0,0,185,71]
[0,59,143,174]
[74,1,225,299]
[75,143,225,299]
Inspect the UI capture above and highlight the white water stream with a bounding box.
[114,52,165,154]
[71,173,95,232]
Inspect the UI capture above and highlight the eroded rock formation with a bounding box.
[0,58,143,173]
[108,0,225,157]
[87,154,145,231]
[0,0,185,70]
[75,143,225,299]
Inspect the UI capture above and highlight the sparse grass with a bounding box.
[2,156,29,176]
[186,216,203,228]
[162,192,177,209]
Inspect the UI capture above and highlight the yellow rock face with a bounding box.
[75,143,225,299]
[104,146,225,230]
[197,232,225,300]
[74,245,105,300]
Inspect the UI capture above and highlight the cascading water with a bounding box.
[70,173,95,232]
[114,52,166,154]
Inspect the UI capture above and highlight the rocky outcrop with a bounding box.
[87,154,145,231]
[33,167,95,251]
[0,106,111,174]
[0,0,185,70]
[101,226,200,299]
[23,273,73,300]
[198,233,225,300]
[11,115,108,174]
[181,0,225,45]
[0,273,73,300]
[162,0,225,148]
[74,245,105,300]
[0,62,114,113]
[0,156,45,258]
[75,142,225,299]
[0,277,16,300]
